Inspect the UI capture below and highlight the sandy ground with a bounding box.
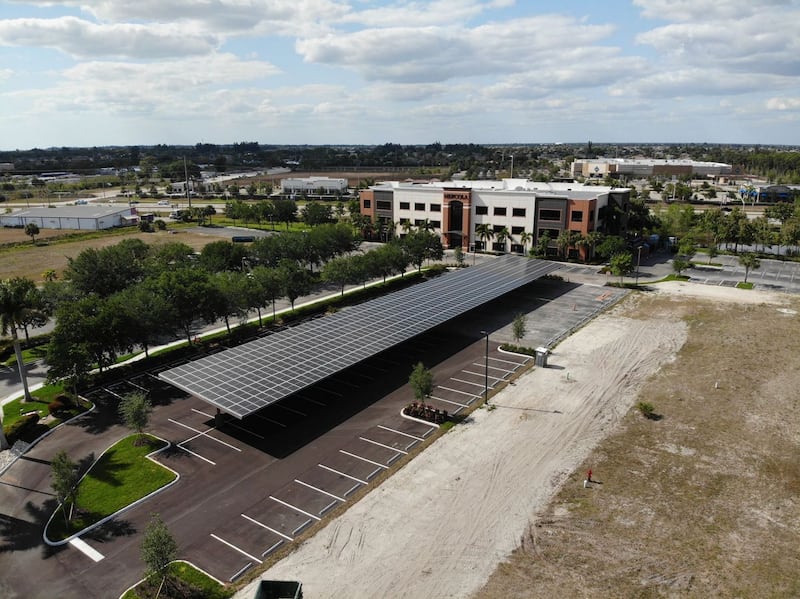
[235,281,783,598]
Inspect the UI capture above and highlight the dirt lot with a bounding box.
[0,228,222,282]
[241,282,800,599]
[478,284,800,598]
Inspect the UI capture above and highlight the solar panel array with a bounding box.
[159,255,559,419]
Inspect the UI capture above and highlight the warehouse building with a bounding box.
[0,205,138,230]
[571,158,732,179]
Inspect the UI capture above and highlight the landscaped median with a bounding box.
[120,560,233,599]
[44,433,178,544]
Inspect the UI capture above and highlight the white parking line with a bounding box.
[269,496,321,521]
[168,418,242,451]
[296,394,327,407]
[252,413,287,428]
[69,537,104,562]
[191,407,215,418]
[430,395,469,408]
[295,478,345,502]
[210,533,262,563]
[241,514,293,541]
[378,424,425,441]
[126,380,150,393]
[472,362,516,374]
[450,377,487,388]
[489,356,528,366]
[339,449,389,469]
[462,370,506,381]
[316,386,343,397]
[318,463,367,485]
[436,385,479,397]
[359,436,408,455]
[177,443,216,465]
[276,404,307,416]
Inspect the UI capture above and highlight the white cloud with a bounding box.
[614,68,794,98]
[766,97,800,111]
[0,17,218,58]
[6,0,349,37]
[632,0,793,22]
[636,10,800,77]
[297,15,619,84]
[0,68,13,82]
[342,0,514,27]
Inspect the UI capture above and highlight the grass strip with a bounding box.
[122,561,233,599]
[48,434,176,541]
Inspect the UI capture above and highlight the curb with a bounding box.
[43,433,180,547]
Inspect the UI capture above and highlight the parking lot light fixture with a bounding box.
[480,330,489,405]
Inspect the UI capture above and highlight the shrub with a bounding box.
[637,401,655,419]
[6,412,41,444]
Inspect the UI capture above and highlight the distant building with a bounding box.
[0,206,138,230]
[281,176,348,195]
[360,179,630,260]
[571,158,732,179]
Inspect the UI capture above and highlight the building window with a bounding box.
[415,203,425,211]
[493,207,507,216]
[377,200,392,210]
[493,225,504,233]
[512,207,526,217]
[401,218,411,226]
[476,206,488,215]
[430,203,441,212]
[399,201,410,210]
[539,209,561,221]
[511,226,525,235]
[363,199,371,209]
[414,219,425,226]
[430,220,441,228]
[510,243,524,254]
[571,211,584,222]
[492,242,505,252]
[537,228,560,239]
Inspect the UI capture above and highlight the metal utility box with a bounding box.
[535,347,549,368]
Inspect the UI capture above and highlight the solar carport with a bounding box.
[159,255,559,419]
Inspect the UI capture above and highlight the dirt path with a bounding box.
[237,295,689,598]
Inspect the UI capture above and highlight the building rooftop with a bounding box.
[4,205,132,218]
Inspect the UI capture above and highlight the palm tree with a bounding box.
[0,277,38,448]
[474,223,494,251]
[493,227,510,253]
[518,231,533,255]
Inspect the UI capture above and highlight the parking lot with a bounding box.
[0,277,628,597]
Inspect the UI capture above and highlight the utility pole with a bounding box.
[184,156,192,209]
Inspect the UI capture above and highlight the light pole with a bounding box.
[635,245,642,286]
[480,330,489,405]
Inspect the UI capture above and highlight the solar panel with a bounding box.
[159,255,559,418]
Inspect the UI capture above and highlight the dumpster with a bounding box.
[254,580,303,599]
[535,347,549,368]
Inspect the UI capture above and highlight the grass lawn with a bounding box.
[122,562,233,599]
[2,344,48,367]
[2,385,88,443]
[47,434,176,541]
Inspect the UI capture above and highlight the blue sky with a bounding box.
[1,0,798,149]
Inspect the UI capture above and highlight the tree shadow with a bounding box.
[84,517,137,543]
[0,499,67,559]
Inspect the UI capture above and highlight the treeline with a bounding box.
[14,224,443,390]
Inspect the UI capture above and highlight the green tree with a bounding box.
[0,277,39,403]
[119,392,152,445]
[280,260,313,310]
[250,266,284,323]
[322,255,355,296]
[409,362,433,402]
[596,235,627,260]
[51,450,79,526]
[140,513,178,596]
[512,313,526,343]
[739,253,761,284]
[518,231,533,255]
[453,245,465,266]
[609,252,633,284]
[672,255,690,277]
[273,199,297,230]
[303,201,333,226]
[474,223,494,251]
[495,227,511,253]
[24,222,39,244]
